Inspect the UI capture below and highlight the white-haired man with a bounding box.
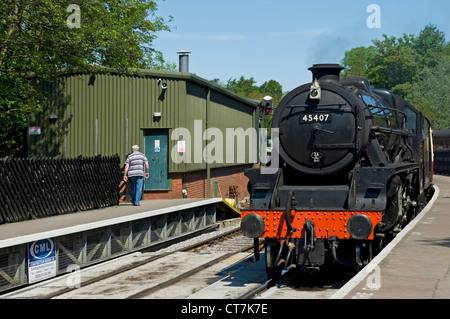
[123,145,149,206]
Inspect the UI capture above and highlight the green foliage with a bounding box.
[368,33,422,96]
[341,46,377,78]
[0,0,173,157]
[410,57,450,129]
[225,76,285,139]
[341,24,450,129]
[226,76,260,98]
[225,76,284,105]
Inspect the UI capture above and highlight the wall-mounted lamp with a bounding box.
[157,78,168,90]
[153,112,162,122]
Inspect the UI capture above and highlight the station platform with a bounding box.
[0,197,230,292]
[0,198,222,248]
[332,174,450,299]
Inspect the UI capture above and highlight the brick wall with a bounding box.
[139,164,252,201]
[206,164,252,201]
[142,172,183,200]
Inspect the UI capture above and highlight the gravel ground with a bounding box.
[158,220,241,253]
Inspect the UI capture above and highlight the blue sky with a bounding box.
[153,0,450,92]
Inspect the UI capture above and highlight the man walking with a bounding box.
[123,145,149,206]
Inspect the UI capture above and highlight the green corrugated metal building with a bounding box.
[28,67,260,199]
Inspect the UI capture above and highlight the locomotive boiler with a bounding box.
[241,64,433,278]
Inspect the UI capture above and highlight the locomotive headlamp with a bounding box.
[310,79,321,100]
[241,213,265,238]
[347,214,373,240]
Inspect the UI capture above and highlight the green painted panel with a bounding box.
[143,129,169,190]
[28,70,258,174]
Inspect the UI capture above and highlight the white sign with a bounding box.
[28,238,57,284]
[177,140,186,153]
[155,139,160,152]
[29,127,41,135]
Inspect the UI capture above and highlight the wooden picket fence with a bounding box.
[0,155,122,224]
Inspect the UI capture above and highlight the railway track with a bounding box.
[1,224,270,299]
[249,269,353,299]
[2,219,390,300]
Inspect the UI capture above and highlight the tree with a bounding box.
[226,76,284,103]
[0,0,173,157]
[341,25,449,98]
[260,80,283,104]
[410,57,450,129]
[340,25,450,129]
[225,76,284,140]
[341,46,377,78]
[226,76,260,98]
[368,33,421,97]
[412,24,447,68]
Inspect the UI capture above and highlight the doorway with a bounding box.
[143,129,169,190]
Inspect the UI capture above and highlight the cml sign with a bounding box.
[28,238,57,284]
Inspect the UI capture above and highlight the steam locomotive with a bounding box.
[241,64,434,278]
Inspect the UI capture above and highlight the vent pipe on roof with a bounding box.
[177,50,191,73]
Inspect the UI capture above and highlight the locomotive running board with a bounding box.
[241,210,382,240]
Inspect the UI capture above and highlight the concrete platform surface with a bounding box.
[332,175,450,299]
[0,198,222,248]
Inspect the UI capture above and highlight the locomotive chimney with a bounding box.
[308,64,344,83]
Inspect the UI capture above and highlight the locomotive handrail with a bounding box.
[286,102,347,108]
[314,142,356,149]
[367,104,406,115]
[370,125,410,136]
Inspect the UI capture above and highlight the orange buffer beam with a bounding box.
[241,210,382,240]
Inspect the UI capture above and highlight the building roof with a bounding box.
[60,66,260,109]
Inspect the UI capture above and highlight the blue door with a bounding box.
[143,129,169,190]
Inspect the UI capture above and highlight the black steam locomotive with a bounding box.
[241,64,434,278]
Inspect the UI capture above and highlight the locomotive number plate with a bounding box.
[300,113,332,123]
